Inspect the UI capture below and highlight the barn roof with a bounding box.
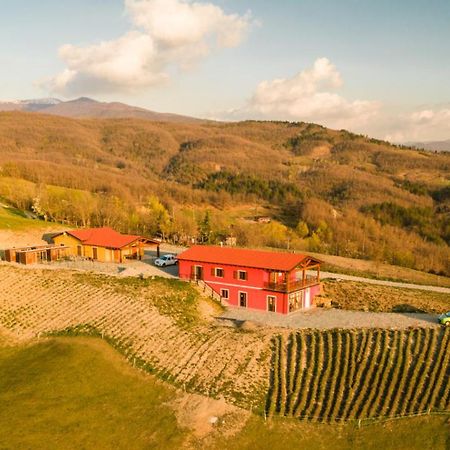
[177,245,320,271]
[55,227,158,249]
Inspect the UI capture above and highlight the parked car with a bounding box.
[154,254,178,267]
[438,312,450,326]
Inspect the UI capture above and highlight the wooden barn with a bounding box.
[4,244,70,265]
[178,245,322,315]
[52,227,160,263]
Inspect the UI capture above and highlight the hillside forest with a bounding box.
[0,112,449,276]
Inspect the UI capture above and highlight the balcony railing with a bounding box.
[264,275,320,292]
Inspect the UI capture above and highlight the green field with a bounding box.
[0,201,61,233]
[0,203,44,230]
[0,337,448,450]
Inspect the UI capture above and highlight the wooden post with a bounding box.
[286,271,290,292]
[317,266,320,282]
[302,269,306,287]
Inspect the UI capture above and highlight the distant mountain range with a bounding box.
[407,139,450,152]
[0,97,201,123]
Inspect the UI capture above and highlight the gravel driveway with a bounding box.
[219,307,440,330]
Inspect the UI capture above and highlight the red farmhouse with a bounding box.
[177,246,322,314]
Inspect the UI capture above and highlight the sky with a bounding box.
[0,0,449,141]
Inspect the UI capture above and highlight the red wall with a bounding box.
[180,259,324,314]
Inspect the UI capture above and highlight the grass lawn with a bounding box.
[224,415,450,450]
[312,252,450,288]
[324,280,450,313]
[0,337,187,450]
[0,203,46,231]
[0,336,448,450]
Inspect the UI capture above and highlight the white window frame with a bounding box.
[193,265,203,280]
[267,295,277,313]
[215,267,224,278]
[237,270,248,281]
[220,288,229,299]
[238,291,248,308]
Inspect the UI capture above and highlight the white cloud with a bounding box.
[126,0,251,48]
[382,106,450,143]
[42,0,253,95]
[227,58,381,131]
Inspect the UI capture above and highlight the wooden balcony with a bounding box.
[264,275,320,293]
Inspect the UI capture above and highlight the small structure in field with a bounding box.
[225,236,237,247]
[177,245,322,314]
[4,244,70,265]
[52,227,160,263]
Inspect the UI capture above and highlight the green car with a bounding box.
[438,312,450,326]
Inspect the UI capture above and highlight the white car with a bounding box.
[154,254,178,267]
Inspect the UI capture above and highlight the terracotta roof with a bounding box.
[61,227,151,249]
[177,246,317,271]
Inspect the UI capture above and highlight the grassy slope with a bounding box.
[0,337,448,450]
[311,251,450,288]
[0,337,187,450]
[0,203,45,231]
[324,280,450,313]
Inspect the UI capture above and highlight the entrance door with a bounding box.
[267,296,276,312]
[92,247,98,260]
[194,265,203,280]
[239,292,248,308]
[304,288,311,308]
[77,245,82,257]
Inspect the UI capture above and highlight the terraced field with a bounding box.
[266,329,450,421]
[0,264,448,422]
[0,265,271,408]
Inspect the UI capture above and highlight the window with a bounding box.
[220,289,229,299]
[215,267,224,278]
[239,292,248,307]
[237,270,248,281]
[289,290,304,312]
[267,296,276,313]
[192,265,203,280]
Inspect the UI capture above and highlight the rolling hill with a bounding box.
[409,139,450,153]
[0,97,200,122]
[0,111,449,276]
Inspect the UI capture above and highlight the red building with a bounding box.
[177,246,322,314]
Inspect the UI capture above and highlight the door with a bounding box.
[92,247,98,260]
[77,245,82,257]
[267,296,276,312]
[304,288,311,308]
[194,265,203,280]
[239,292,248,308]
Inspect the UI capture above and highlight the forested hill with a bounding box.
[0,111,449,276]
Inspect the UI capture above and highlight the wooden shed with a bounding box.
[4,244,70,265]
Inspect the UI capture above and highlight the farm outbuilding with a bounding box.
[4,244,70,265]
[52,227,160,263]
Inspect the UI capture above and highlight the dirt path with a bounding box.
[317,271,450,294]
[219,307,440,330]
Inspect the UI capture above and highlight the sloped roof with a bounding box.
[177,245,320,271]
[58,227,157,249]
